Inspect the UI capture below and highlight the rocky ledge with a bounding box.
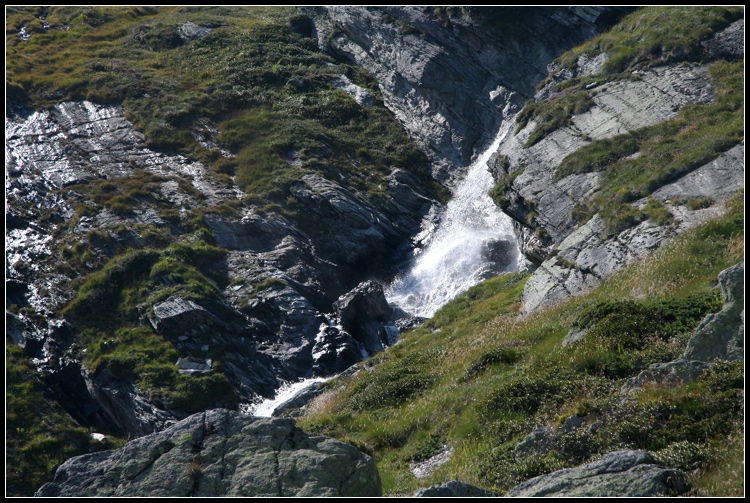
[491,17,745,313]
[35,409,382,497]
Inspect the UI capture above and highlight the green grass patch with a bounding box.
[552,6,744,77]
[6,344,126,496]
[7,6,440,211]
[515,90,594,148]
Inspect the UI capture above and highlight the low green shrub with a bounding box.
[480,371,584,417]
[346,352,441,412]
[165,373,237,413]
[463,345,523,381]
[6,344,127,496]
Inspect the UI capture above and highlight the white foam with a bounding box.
[386,124,520,318]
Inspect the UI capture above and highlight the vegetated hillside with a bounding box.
[487,6,744,315]
[6,6,443,496]
[296,6,744,497]
[298,187,745,497]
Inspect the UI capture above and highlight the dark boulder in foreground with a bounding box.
[35,409,381,497]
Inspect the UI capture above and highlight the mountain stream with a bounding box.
[249,124,521,416]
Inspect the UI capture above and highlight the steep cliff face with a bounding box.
[488,14,744,312]
[305,6,634,184]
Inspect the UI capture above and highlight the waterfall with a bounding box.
[386,124,520,318]
[245,377,332,417]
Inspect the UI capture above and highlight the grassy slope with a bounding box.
[296,10,746,496]
[298,190,744,496]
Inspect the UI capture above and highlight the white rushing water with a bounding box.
[386,125,520,318]
[246,377,332,417]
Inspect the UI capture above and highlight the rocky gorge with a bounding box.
[6,6,744,497]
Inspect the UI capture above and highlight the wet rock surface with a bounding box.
[35,409,382,497]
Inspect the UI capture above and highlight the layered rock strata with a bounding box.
[305,6,633,183]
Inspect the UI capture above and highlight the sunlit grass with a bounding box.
[298,189,743,495]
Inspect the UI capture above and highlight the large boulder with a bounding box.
[681,261,744,362]
[35,409,382,497]
[311,324,365,376]
[505,450,690,497]
[333,280,396,354]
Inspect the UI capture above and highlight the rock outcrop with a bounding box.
[681,261,744,363]
[492,59,744,313]
[625,262,744,392]
[413,480,499,497]
[305,6,633,183]
[505,450,690,497]
[35,409,382,497]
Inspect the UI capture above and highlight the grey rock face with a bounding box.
[178,22,212,42]
[624,360,715,393]
[7,95,441,435]
[334,280,395,354]
[306,6,631,183]
[505,450,690,497]
[35,409,382,497]
[626,261,745,392]
[497,63,717,247]
[311,325,365,376]
[413,480,499,497]
[149,296,224,336]
[681,262,744,362]
[330,74,376,107]
[518,144,744,314]
[702,19,744,60]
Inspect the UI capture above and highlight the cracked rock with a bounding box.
[35,409,382,497]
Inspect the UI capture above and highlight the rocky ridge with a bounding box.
[488,19,745,313]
